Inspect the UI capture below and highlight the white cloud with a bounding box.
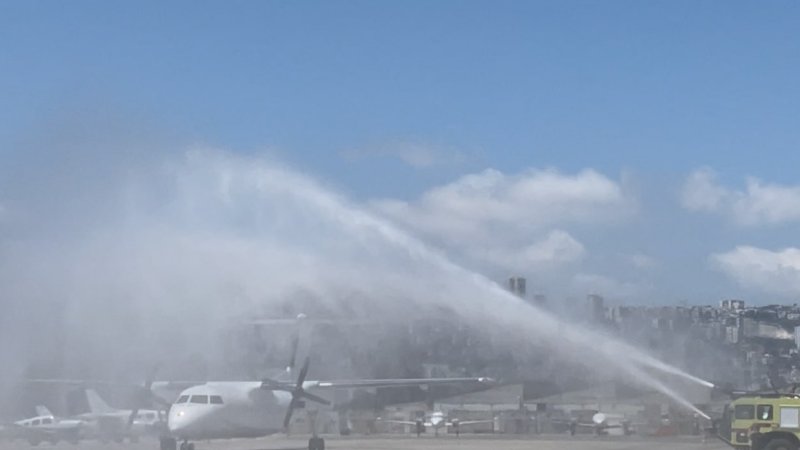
[681,168,729,212]
[373,168,633,273]
[682,168,800,226]
[520,230,586,265]
[712,246,800,295]
[626,253,658,270]
[375,168,633,243]
[340,142,467,168]
[481,229,586,271]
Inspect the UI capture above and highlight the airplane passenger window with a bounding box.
[42,418,53,424]
[32,419,41,426]
[190,395,209,404]
[210,395,223,405]
[175,395,189,404]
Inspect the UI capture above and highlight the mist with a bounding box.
[0,142,711,418]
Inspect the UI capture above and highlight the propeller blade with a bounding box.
[296,357,310,389]
[127,407,140,429]
[300,391,331,406]
[144,364,161,392]
[287,334,299,372]
[128,363,163,430]
[283,398,298,430]
[282,356,314,433]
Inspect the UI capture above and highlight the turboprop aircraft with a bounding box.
[160,357,493,450]
[378,410,494,437]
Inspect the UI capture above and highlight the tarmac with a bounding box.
[0,434,731,450]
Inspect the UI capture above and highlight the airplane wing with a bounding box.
[24,379,207,389]
[451,419,494,426]
[306,377,493,390]
[377,419,419,426]
[575,421,605,428]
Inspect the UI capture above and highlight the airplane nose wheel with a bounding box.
[159,437,177,450]
[308,436,325,450]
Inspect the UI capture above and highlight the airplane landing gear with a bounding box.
[306,410,325,450]
[159,436,177,450]
[308,436,325,450]
[179,440,195,450]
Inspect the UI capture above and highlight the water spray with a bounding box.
[0,150,716,417]
[238,156,715,413]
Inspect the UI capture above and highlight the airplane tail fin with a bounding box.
[35,405,53,417]
[85,389,115,414]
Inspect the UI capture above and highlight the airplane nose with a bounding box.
[169,405,218,439]
[168,408,193,434]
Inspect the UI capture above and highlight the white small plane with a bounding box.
[564,410,634,436]
[587,412,634,436]
[6,406,85,446]
[379,410,494,437]
[160,357,492,450]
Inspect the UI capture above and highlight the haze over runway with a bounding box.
[0,435,728,450]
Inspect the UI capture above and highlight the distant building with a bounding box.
[587,294,605,322]
[721,299,745,311]
[795,326,800,350]
[725,326,741,344]
[507,276,526,298]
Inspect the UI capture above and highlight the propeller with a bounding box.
[283,357,331,430]
[127,364,168,430]
[286,333,299,374]
[261,357,331,432]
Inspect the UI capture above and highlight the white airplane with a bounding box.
[379,410,494,437]
[5,405,85,446]
[160,357,493,450]
[586,412,634,436]
[563,410,634,436]
[75,388,165,443]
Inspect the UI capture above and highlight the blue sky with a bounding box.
[2,1,800,304]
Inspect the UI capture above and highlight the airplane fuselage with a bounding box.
[428,412,446,429]
[11,414,84,444]
[168,382,299,440]
[162,369,490,443]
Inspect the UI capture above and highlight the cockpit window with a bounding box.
[190,395,209,404]
[210,395,223,405]
[32,419,41,426]
[41,418,53,425]
[175,395,189,404]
